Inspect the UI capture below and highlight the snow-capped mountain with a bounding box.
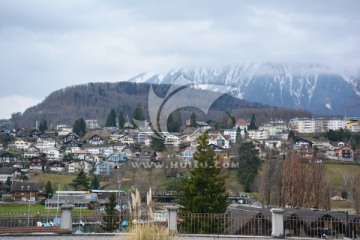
[130,63,360,116]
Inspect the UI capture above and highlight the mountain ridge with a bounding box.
[129,63,360,116]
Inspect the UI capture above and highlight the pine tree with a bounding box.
[73,118,86,137]
[167,113,181,132]
[150,135,166,152]
[70,169,90,190]
[39,120,48,131]
[132,103,144,121]
[177,133,228,213]
[45,180,53,198]
[189,112,197,127]
[103,192,118,232]
[91,175,101,190]
[118,112,125,130]
[105,109,116,127]
[236,127,242,143]
[237,141,262,192]
[248,114,257,130]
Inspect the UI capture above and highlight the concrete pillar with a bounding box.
[60,205,74,234]
[271,208,284,238]
[166,205,179,233]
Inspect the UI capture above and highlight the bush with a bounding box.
[3,197,13,202]
[126,223,176,240]
[40,199,46,205]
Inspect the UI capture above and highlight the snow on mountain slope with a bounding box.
[129,64,360,116]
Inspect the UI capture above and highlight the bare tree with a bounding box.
[281,151,330,210]
[353,173,360,214]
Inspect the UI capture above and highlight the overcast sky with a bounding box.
[0,0,359,119]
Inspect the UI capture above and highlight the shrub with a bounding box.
[126,223,176,240]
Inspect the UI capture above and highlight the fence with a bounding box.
[0,208,359,239]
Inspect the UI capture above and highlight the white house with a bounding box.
[164,134,180,146]
[43,147,62,160]
[14,140,31,149]
[68,161,93,174]
[208,133,231,149]
[289,118,316,133]
[247,130,269,140]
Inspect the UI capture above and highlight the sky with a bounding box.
[0,0,360,119]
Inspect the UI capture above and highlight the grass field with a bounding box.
[325,164,360,190]
[0,203,94,214]
[30,173,76,190]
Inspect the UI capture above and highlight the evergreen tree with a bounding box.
[70,169,90,190]
[103,192,118,232]
[132,103,144,121]
[237,141,262,192]
[45,180,53,198]
[118,112,125,130]
[6,177,11,188]
[189,112,197,127]
[105,109,116,127]
[236,127,242,143]
[288,130,297,142]
[73,118,86,137]
[177,133,228,213]
[150,135,166,152]
[91,175,101,190]
[39,120,48,131]
[248,114,257,130]
[167,113,181,132]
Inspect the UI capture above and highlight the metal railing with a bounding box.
[1,210,359,239]
[178,212,272,236]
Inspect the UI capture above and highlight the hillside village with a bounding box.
[1,110,360,203]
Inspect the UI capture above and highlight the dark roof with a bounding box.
[0,152,17,158]
[0,183,10,191]
[11,182,39,192]
[228,205,358,223]
[0,167,21,174]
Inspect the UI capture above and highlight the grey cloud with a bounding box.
[0,0,359,118]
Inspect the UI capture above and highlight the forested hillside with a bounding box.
[14,82,312,128]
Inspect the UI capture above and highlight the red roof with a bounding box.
[236,119,247,126]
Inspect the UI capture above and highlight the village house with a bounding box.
[208,132,231,149]
[259,121,288,136]
[94,161,111,175]
[107,152,127,164]
[43,147,62,160]
[68,161,93,174]
[247,130,269,140]
[28,156,47,171]
[47,161,66,172]
[119,135,136,145]
[235,118,248,130]
[72,150,91,160]
[0,152,19,163]
[57,125,73,136]
[85,119,101,129]
[0,167,21,183]
[63,132,79,142]
[164,134,180,147]
[181,147,195,162]
[88,134,105,145]
[14,139,31,149]
[63,140,82,153]
[335,146,354,160]
[11,182,39,201]
[260,139,283,149]
[293,138,313,150]
[23,145,40,158]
